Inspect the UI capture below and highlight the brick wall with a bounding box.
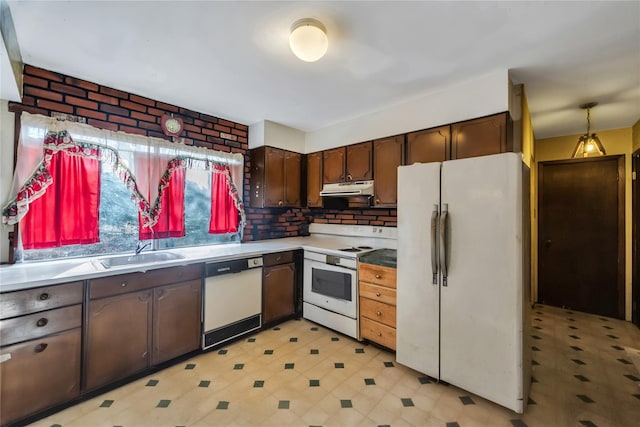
[9,65,396,242]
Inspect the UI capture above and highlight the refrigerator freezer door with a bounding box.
[440,153,524,413]
[396,161,441,379]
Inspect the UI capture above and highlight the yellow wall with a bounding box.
[535,127,634,320]
[521,88,536,304]
[633,119,640,152]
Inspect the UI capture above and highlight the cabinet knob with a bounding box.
[377,332,382,337]
[121,282,128,287]
[36,318,49,327]
[375,274,381,279]
[276,256,282,261]
[375,199,380,204]
[278,200,283,206]
[376,311,382,316]
[34,343,48,353]
[375,292,381,297]
[142,351,148,359]
[347,174,353,181]
[38,293,49,301]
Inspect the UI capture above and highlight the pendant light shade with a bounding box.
[571,102,606,158]
[289,18,328,62]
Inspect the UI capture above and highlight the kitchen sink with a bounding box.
[99,252,185,269]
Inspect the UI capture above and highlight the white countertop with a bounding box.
[0,231,397,292]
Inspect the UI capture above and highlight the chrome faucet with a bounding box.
[135,241,151,255]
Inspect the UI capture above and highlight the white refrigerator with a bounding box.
[396,152,530,414]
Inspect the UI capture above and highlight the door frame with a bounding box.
[537,155,625,319]
[633,149,639,326]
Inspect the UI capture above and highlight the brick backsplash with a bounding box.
[9,65,396,242]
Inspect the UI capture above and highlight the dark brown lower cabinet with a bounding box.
[153,280,202,365]
[0,328,81,425]
[85,290,152,391]
[263,262,296,324]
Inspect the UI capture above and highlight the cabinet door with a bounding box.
[265,147,285,206]
[153,280,202,365]
[249,146,266,208]
[373,136,404,207]
[0,329,81,425]
[406,125,450,164]
[451,113,508,160]
[346,141,373,181]
[263,263,295,324]
[85,290,152,390]
[323,147,346,184]
[306,152,323,207]
[283,151,301,207]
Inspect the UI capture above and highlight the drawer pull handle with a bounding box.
[34,343,48,353]
[375,292,381,297]
[376,311,382,316]
[36,318,48,327]
[375,274,381,279]
[377,332,382,337]
[121,282,127,287]
[276,256,282,261]
[39,293,49,301]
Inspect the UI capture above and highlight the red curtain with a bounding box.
[139,168,186,240]
[21,151,100,249]
[209,169,239,234]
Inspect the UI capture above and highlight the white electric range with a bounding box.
[300,224,397,339]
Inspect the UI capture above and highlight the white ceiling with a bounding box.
[6,1,640,139]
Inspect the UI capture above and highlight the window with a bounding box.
[3,112,245,262]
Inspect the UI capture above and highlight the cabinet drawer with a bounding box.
[359,282,396,306]
[89,264,202,299]
[359,298,396,328]
[263,251,294,266]
[360,317,396,350]
[0,281,83,319]
[0,304,82,347]
[0,328,81,426]
[359,263,396,288]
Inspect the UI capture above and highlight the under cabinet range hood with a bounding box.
[320,180,374,197]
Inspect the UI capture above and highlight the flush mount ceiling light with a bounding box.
[289,18,328,62]
[571,102,606,158]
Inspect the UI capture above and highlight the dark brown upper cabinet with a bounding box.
[451,112,510,160]
[406,125,451,164]
[323,141,372,184]
[306,152,323,207]
[250,146,302,208]
[373,135,405,207]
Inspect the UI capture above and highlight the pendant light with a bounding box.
[571,102,606,158]
[289,18,328,62]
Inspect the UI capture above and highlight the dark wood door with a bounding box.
[538,156,625,318]
[451,113,508,160]
[306,152,323,207]
[265,147,285,207]
[152,280,202,365]
[0,329,81,425]
[406,125,450,164]
[284,151,301,207]
[263,263,295,324]
[346,141,373,181]
[633,149,639,326]
[323,147,345,184]
[373,135,404,206]
[85,290,152,390]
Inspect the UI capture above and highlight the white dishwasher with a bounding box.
[203,256,263,349]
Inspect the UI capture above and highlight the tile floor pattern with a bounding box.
[30,304,640,427]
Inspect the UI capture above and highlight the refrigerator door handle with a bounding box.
[440,203,449,286]
[430,204,439,284]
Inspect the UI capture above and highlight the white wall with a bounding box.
[0,99,15,263]
[249,119,306,152]
[305,69,510,153]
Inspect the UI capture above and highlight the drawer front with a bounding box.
[0,281,83,319]
[358,263,396,288]
[360,317,396,350]
[0,304,82,347]
[359,282,396,306]
[263,251,294,267]
[0,328,81,426]
[359,298,396,328]
[89,263,202,299]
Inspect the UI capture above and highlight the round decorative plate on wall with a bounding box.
[161,114,184,137]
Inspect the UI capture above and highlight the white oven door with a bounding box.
[303,259,357,318]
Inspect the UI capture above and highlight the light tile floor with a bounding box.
[31,304,640,427]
